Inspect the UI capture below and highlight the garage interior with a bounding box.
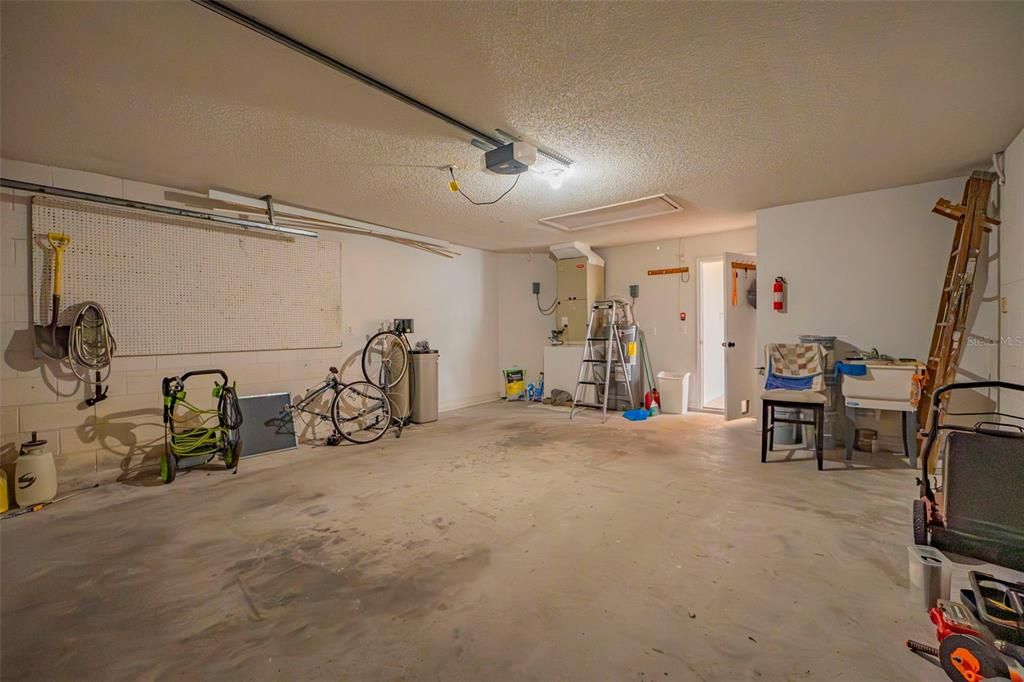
[1,2,1023,680]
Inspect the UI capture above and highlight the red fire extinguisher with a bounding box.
[773,277,786,312]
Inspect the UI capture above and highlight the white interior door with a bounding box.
[723,252,757,420]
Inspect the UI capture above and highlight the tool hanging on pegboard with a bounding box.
[69,302,116,406]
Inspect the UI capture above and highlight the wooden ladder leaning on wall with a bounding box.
[917,170,1000,468]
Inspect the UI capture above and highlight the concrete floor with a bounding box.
[2,402,943,680]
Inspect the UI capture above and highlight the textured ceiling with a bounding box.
[2,1,1022,251]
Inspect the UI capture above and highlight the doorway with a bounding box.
[722,252,757,420]
[699,257,725,411]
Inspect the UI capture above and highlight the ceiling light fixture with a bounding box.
[546,168,567,190]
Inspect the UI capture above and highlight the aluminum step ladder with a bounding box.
[570,299,635,423]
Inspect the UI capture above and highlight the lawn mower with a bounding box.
[905,380,1024,680]
[913,381,1024,572]
[160,369,242,484]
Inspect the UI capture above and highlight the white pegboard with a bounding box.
[31,196,342,355]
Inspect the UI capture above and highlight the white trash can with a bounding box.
[907,544,950,611]
[656,371,690,414]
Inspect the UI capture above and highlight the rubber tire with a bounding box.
[912,498,928,546]
[361,331,409,389]
[160,450,177,484]
[332,381,391,445]
[224,437,241,471]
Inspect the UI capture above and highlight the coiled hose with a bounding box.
[165,379,242,458]
[68,302,116,385]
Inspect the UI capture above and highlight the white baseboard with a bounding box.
[439,394,502,413]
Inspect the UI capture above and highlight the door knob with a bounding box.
[721,341,736,348]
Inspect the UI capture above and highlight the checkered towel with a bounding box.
[768,343,825,381]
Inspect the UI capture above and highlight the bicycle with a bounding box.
[288,367,393,445]
[362,319,412,390]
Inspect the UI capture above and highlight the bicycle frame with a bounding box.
[290,376,339,423]
[289,370,396,442]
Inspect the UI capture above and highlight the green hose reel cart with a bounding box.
[160,369,243,484]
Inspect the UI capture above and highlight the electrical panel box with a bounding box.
[556,257,605,343]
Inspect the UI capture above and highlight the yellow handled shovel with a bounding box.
[33,233,71,359]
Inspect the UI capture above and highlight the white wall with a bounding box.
[757,177,972,359]
[341,237,499,411]
[598,228,757,409]
[1000,127,1024,418]
[491,229,757,410]
[496,252,557,386]
[0,159,499,487]
[756,175,1004,437]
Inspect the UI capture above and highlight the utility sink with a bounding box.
[841,360,925,409]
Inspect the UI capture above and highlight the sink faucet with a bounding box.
[867,347,895,362]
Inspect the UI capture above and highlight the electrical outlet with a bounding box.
[346,325,353,335]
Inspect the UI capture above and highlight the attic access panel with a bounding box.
[539,194,682,232]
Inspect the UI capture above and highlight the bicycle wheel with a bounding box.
[362,331,409,389]
[332,381,392,444]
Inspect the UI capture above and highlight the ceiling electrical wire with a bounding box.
[449,167,520,206]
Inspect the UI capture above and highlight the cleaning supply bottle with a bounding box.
[534,372,544,402]
[0,469,8,513]
[15,432,58,507]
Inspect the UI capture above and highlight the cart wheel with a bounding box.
[224,440,241,471]
[160,451,177,484]
[912,498,928,545]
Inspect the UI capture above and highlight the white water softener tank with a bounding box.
[16,432,58,507]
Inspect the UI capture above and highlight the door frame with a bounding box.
[723,250,759,420]
[696,255,724,412]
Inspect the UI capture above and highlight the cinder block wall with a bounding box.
[0,160,502,491]
[0,185,372,487]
